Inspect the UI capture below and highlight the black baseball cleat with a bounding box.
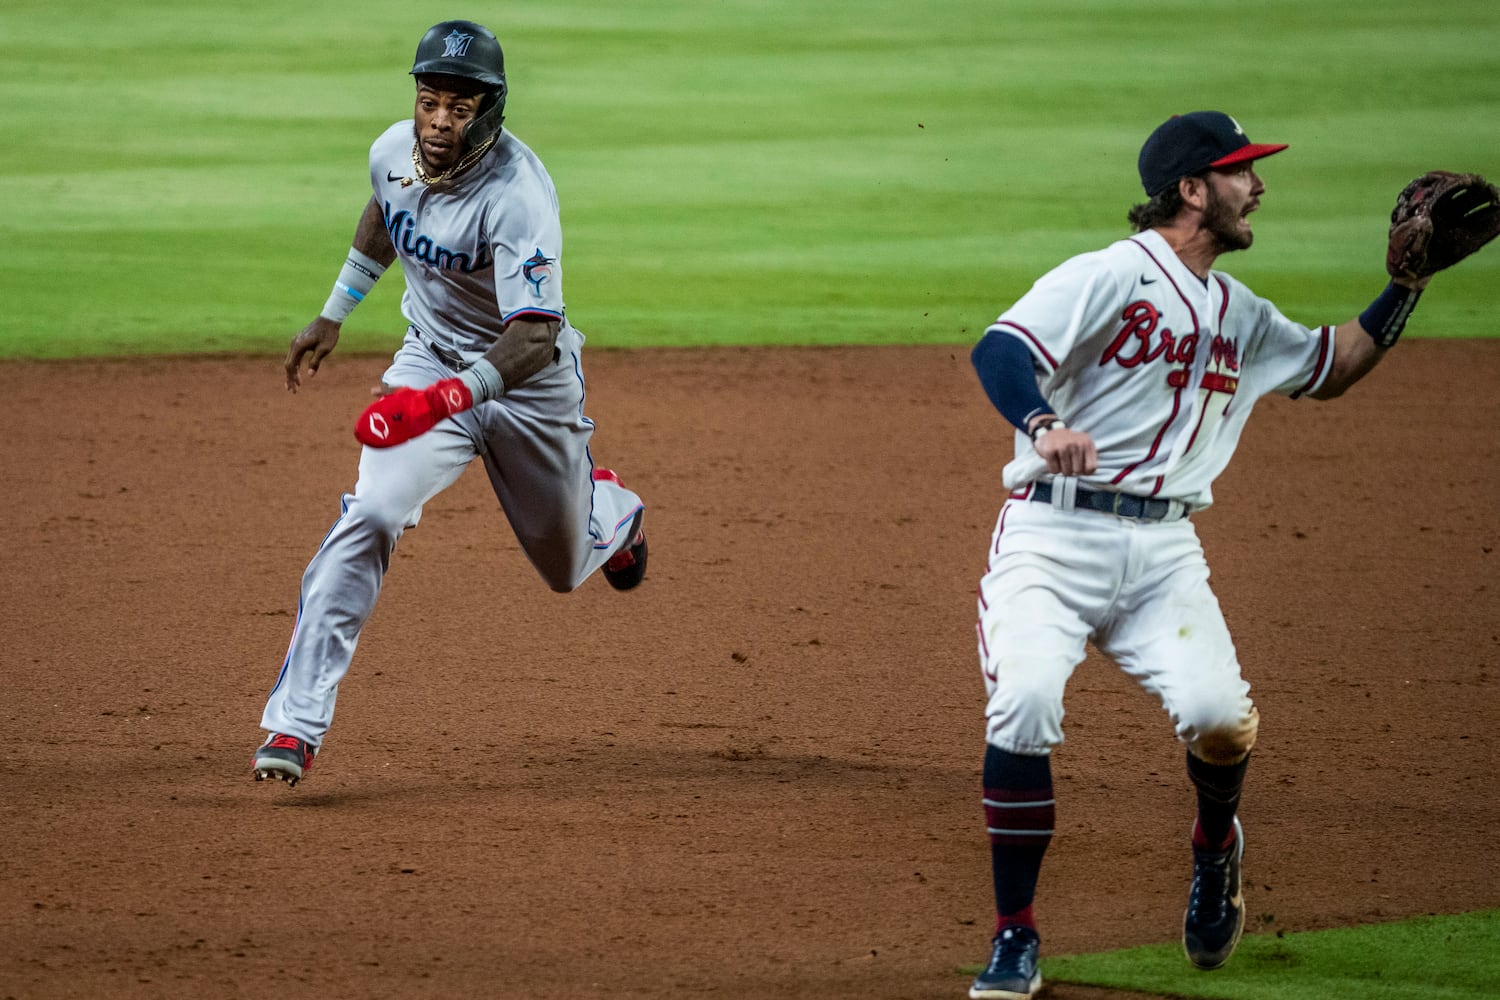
[602,510,647,591]
[969,925,1042,999]
[1184,816,1245,969]
[252,733,316,787]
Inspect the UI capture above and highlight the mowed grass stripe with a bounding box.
[1,0,1495,356]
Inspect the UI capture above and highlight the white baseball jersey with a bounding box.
[990,228,1336,510]
[370,121,569,357]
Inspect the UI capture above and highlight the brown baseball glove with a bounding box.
[1386,170,1500,280]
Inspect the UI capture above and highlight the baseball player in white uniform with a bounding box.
[252,20,647,788]
[965,111,1434,999]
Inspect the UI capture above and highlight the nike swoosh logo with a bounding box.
[1140,276,1157,285]
[386,171,405,182]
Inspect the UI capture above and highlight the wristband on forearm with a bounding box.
[458,358,504,403]
[319,248,388,323]
[1359,280,1422,348]
[1029,416,1066,442]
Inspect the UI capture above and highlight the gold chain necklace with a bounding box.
[405,134,498,188]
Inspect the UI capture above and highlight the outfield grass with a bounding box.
[1015,910,1500,1000]
[2,0,1496,357]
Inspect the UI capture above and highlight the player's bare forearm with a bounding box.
[1310,320,1384,399]
[482,316,562,387]
[352,196,397,267]
[285,200,397,392]
[1312,274,1429,399]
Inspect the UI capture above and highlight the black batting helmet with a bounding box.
[410,20,508,149]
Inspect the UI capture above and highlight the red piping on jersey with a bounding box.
[1167,275,1240,453]
[1182,403,1214,457]
[992,494,1020,555]
[976,501,1019,677]
[1109,238,1205,488]
[1127,238,1203,334]
[501,306,565,324]
[991,321,1059,372]
[1291,326,1334,398]
[1112,371,1187,487]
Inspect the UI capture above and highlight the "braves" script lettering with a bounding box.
[1100,300,1197,367]
[1099,300,1242,375]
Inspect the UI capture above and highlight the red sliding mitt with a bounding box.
[354,378,473,448]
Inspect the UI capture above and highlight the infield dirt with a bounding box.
[4,342,1497,999]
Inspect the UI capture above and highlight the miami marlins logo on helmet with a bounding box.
[442,30,474,58]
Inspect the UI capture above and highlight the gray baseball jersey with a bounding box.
[260,122,642,748]
[372,120,569,358]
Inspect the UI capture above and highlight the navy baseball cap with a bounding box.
[1138,111,1288,197]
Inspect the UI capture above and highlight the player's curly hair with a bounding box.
[1127,170,1212,232]
[1127,186,1186,232]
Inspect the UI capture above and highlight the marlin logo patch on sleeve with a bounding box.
[522,248,556,296]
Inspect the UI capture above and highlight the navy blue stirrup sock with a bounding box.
[983,745,1055,927]
[1187,750,1249,851]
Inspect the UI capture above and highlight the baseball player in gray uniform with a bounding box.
[964,112,1438,999]
[253,20,647,787]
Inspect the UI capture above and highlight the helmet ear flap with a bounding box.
[462,85,507,150]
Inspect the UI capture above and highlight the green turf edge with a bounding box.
[957,910,1500,1000]
[4,0,1498,359]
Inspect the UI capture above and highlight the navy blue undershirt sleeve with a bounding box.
[971,329,1053,432]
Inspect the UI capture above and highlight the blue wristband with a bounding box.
[1359,281,1422,348]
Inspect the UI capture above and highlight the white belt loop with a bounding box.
[1050,477,1078,513]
